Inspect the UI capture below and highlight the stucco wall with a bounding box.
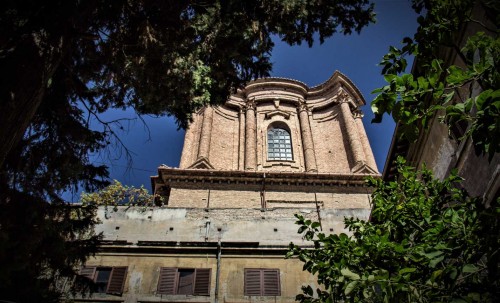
[81,254,319,303]
[95,206,371,245]
[81,205,370,302]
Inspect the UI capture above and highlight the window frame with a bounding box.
[157,267,211,296]
[267,126,293,161]
[80,266,128,295]
[244,268,281,296]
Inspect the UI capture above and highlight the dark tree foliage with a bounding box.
[288,158,500,303]
[0,188,101,302]
[0,71,106,301]
[0,0,375,169]
[0,1,375,301]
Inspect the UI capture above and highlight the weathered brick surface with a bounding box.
[209,106,239,170]
[311,106,351,172]
[168,184,371,209]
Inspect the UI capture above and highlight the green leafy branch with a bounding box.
[371,0,500,159]
[288,157,500,302]
[80,180,163,211]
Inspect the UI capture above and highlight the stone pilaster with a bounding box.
[354,109,378,171]
[238,107,246,170]
[197,106,214,160]
[245,99,256,170]
[179,121,195,168]
[297,99,317,172]
[338,91,365,168]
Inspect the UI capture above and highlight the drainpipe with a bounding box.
[207,189,211,208]
[261,172,266,209]
[215,240,221,303]
[314,193,322,231]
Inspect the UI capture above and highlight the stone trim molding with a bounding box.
[155,167,378,190]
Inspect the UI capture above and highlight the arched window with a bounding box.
[267,127,292,161]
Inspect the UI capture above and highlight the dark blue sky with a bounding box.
[65,0,418,201]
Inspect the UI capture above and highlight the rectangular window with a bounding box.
[244,268,280,296]
[157,268,211,296]
[80,266,128,295]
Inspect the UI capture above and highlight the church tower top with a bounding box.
[178,71,378,175]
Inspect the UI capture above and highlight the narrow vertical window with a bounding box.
[267,127,292,161]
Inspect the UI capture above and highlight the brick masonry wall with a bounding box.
[311,106,351,173]
[209,106,240,170]
[168,183,371,209]
[177,76,379,174]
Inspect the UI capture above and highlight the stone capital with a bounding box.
[336,88,353,104]
[297,98,309,112]
[245,98,256,111]
[353,109,364,119]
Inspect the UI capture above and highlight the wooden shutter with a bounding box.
[193,268,211,296]
[244,269,262,296]
[79,266,96,281]
[262,269,280,296]
[106,266,127,294]
[157,267,177,295]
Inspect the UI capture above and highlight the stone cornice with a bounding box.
[193,71,365,117]
[264,109,291,120]
[96,242,300,256]
[240,71,365,110]
[308,71,365,107]
[154,167,380,190]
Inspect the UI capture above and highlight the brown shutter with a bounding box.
[244,269,262,296]
[106,266,127,294]
[193,268,211,296]
[79,266,96,281]
[262,269,280,296]
[157,267,177,295]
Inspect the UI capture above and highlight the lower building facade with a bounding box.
[77,170,373,303]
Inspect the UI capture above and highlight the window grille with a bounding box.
[267,128,292,161]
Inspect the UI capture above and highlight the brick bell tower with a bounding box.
[146,72,378,300]
[85,72,379,302]
[177,73,377,174]
[153,71,378,205]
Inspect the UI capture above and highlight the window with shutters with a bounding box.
[80,266,127,295]
[157,267,211,296]
[244,268,280,296]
